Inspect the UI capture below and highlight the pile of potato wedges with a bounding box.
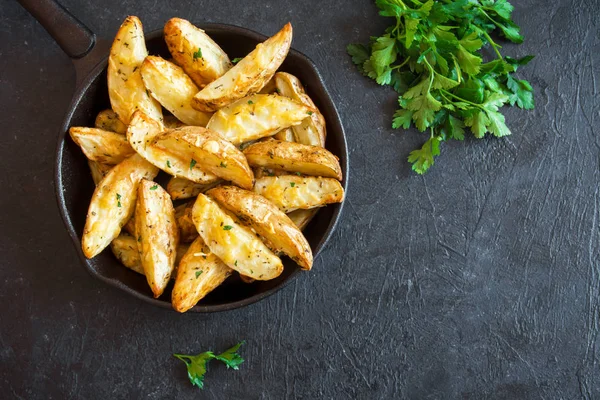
[68,16,344,312]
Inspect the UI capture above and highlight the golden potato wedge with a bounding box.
[107,16,162,125]
[172,236,233,313]
[111,233,144,275]
[135,180,179,298]
[239,274,255,284]
[82,154,159,258]
[88,160,113,185]
[152,126,254,189]
[253,176,344,212]
[273,127,295,142]
[111,233,189,276]
[274,72,326,147]
[287,209,319,231]
[206,94,314,145]
[253,167,288,179]
[70,127,135,165]
[164,18,232,88]
[192,193,283,280]
[140,56,212,126]
[174,201,198,243]
[208,186,313,270]
[164,115,187,129]
[167,177,221,200]
[127,111,218,184]
[243,140,342,180]
[95,109,127,134]
[192,23,293,112]
[123,216,136,236]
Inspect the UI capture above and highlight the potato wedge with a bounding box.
[287,209,318,231]
[140,56,212,126]
[167,177,221,200]
[208,186,313,270]
[127,111,218,184]
[192,23,292,112]
[123,216,136,236]
[274,72,326,147]
[107,16,162,125]
[95,109,127,134]
[243,140,342,180]
[111,233,145,274]
[206,94,314,145]
[111,233,189,276]
[258,77,277,94]
[273,127,295,142]
[172,237,233,313]
[175,201,198,243]
[88,160,113,185]
[135,180,179,298]
[239,274,255,284]
[192,193,283,280]
[152,126,254,189]
[253,167,288,179]
[82,154,159,258]
[164,18,232,88]
[70,127,135,165]
[164,115,187,129]
[253,176,344,212]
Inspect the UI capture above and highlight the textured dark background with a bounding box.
[1,0,599,398]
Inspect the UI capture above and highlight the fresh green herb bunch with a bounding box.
[347,0,534,174]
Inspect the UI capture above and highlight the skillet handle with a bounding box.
[17,0,95,59]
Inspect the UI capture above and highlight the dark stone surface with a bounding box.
[1,0,598,398]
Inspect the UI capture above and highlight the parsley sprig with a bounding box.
[348,0,534,173]
[174,341,245,390]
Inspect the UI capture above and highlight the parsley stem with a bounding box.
[440,89,486,110]
[391,57,411,70]
[479,30,504,61]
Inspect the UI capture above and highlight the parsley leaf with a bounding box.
[190,159,197,170]
[193,47,203,59]
[223,225,233,231]
[231,57,243,64]
[150,185,158,190]
[347,0,534,173]
[173,341,245,390]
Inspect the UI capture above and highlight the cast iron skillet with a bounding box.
[19,0,348,312]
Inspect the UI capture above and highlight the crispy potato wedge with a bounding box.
[164,18,232,88]
[164,115,187,129]
[243,140,342,180]
[70,127,135,165]
[206,94,314,145]
[107,16,162,125]
[82,154,159,258]
[95,109,127,134]
[140,56,212,126]
[111,233,188,276]
[253,167,288,179]
[287,209,318,231]
[127,111,218,184]
[253,176,344,212]
[274,72,326,147]
[192,23,293,112]
[208,186,313,270]
[152,126,254,189]
[167,177,221,200]
[273,127,295,142]
[88,160,113,185]
[175,201,198,243]
[111,233,145,274]
[123,216,136,236]
[258,77,277,94]
[172,236,233,313]
[192,193,283,280]
[135,180,179,298]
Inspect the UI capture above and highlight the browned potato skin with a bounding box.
[164,18,232,88]
[192,23,292,112]
[243,140,342,180]
[239,274,255,284]
[174,201,199,243]
[167,177,221,200]
[272,127,294,142]
[135,180,179,298]
[171,236,233,313]
[208,186,313,270]
[287,209,318,231]
[70,127,135,165]
[88,160,113,186]
[274,72,326,147]
[152,126,254,189]
[95,109,127,134]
